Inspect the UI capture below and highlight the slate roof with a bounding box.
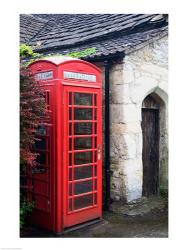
[20,15,48,43]
[20,14,168,60]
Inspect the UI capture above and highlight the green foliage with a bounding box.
[159,187,168,198]
[20,201,34,229]
[66,47,96,58]
[20,44,40,59]
[20,46,47,230]
[43,47,96,59]
[20,44,96,65]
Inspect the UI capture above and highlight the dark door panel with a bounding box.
[142,108,159,196]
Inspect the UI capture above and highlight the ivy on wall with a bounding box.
[20,44,96,64]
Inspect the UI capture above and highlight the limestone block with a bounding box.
[111,122,141,134]
[123,69,134,84]
[110,69,124,85]
[110,104,125,123]
[158,80,168,94]
[136,133,143,157]
[111,123,127,134]
[140,63,168,78]
[126,187,142,202]
[110,63,124,72]
[110,134,136,160]
[134,75,158,87]
[110,104,141,123]
[123,158,143,202]
[124,122,142,134]
[110,83,131,104]
[135,71,141,78]
[129,76,158,103]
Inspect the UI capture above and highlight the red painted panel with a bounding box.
[28,58,102,233]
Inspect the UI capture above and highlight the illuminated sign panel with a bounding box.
[64,71,96,82]
[35,71,53,80]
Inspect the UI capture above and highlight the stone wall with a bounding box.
[109,36,168,202]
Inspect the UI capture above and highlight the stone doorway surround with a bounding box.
[109,36,168,202]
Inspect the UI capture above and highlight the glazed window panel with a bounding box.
[33,138,46,151]
[74,194,93,210]
[74,123,92,135]
[74,151,92,165]
[74,180,92,195]
[36,152,46,165]
[74,108,92,120]
[74,93,92,106]
[74,137,92,150]
[74,166,93,180]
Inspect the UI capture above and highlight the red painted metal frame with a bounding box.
[62,86,102,228]
[28,58,102,233]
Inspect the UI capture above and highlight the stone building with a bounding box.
[20,14,168,204]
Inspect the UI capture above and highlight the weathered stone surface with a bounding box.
[110,104,141,123]
[109,35,168,202]
[140,63,168,78]
[111,84,131,104]
[116,158,143,202]
[110,134,137,160]
[123,69,134,84]
[110,69,124,85]
[111,122,141,134]
[129,76,159,104]
[110,123,127,134]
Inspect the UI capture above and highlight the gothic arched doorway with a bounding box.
[142,94,160,197]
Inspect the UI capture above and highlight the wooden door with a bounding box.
[142,108,159,197]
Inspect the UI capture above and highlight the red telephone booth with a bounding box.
[28,57,102,233]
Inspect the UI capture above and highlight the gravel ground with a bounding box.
[21,196,168,238]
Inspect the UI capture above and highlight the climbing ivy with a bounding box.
[45,47,96,59]
[20,44,96,65]
[20,44,40,58]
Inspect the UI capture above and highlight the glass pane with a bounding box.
[74,123,92,135]
[69,92,72,105]
[69,168,72,181]
[69,153,72,166]
[94,179,97,190]
[94,193,97,205]
[94,94,97,106]
[74,151,92,165]
[74,194,93,210]
[74,180,92,195]
[36,125,46,136]
[74,137,92,150]
[68,198,73,212]
[74,166,93,180]
[33,138,46,150]
[74,108,92,120]
[94,123,97,134]
[93,151,97,163]
[94,137,97,148]
[69,138,72,151]
[74,93,92,106]
[69,108,72,120]
[36,152,46,165]
[94,108,97,120]
[69,183,72,196]
[69,123,72,135]
[93,165,97,176]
